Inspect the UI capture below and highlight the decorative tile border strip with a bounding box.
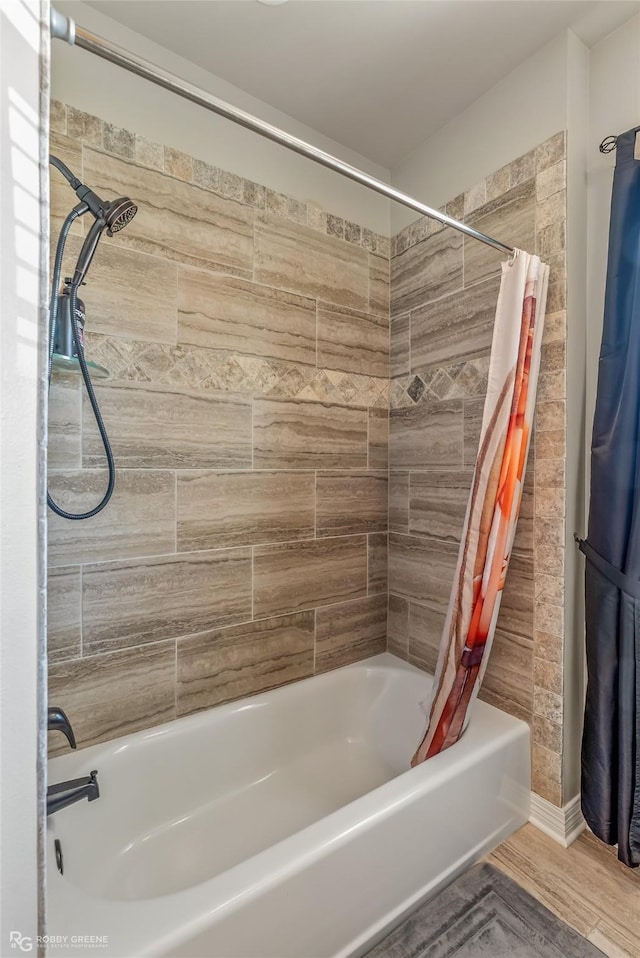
[51,100,390,258]
[390,357,490,408]
[85,334,389,409]
[390,132,566,258]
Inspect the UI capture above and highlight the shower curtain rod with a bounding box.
[51,12,514,256]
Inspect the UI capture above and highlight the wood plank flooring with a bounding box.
[488,825,640,957]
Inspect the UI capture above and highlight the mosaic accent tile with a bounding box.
[89,334,388,409]
[390,357,490,408]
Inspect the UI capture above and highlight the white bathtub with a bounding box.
[46,653,530,957]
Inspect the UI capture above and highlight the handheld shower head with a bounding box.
[103,197,138,235]
[50,153,138,237]
[49,156,138,287]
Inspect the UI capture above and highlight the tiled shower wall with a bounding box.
[47,102,390,754]
[387,132,567,805]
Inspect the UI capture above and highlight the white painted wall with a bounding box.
[52,0,391,235]
[390,33,570,233]
[563,30,590,804]
[0,0,47,949]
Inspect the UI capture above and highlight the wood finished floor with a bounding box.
[487,825,640,957]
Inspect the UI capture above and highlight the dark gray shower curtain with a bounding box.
[580,125,640,867]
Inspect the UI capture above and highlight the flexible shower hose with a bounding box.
[47,207,116,520]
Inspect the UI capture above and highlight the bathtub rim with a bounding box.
[46,652,531,957]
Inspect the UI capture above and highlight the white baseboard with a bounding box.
[529,792,585,847]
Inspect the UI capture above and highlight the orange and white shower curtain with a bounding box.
[412,250,549,765]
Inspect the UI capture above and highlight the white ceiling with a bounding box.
[86,0,640,168]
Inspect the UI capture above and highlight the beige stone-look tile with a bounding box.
[84,148,253,277]
[255,212,369,311]
[465,181,536,287]
[48,469,175,567]
[391,229,463,315]
[534,516,565,577]
[510,149,536,187]
[533,713,562,753]
[317,302,389,378]
[388,533,458,611]
[177,470,314,551]
[48,377,81,471]
[67,107,102,146]
[534,686,563,725]
[463,397,484,467]
[369,253,390,319]
[50,99,67,134]
[542,309,566,345]
[536,189,566,233]
[512,465,534,560]
[409,470,471,542]
[535,430,566,462]
[533,769,563,806]
[253,398,368,470]
[546,279,566,314]
[50,131,84,235]
[254,536,367,618]
[464,180,487,215]
[176,611,314,715]
[535,482,565,519]
[368,408,388,469]
[164,147,193,181]
[219,170,243,202]
[316,471,387,537]
[536,132,566,173]
[178,268,316,366]
[264,189,288,217]
[134,135,164,171]
[486,164,511,201]
[316,594,387,673]
[83,381,252,469]
[408,601,445,674]
[534,656,563,696]
[368,532,387,595]
[536,400,565,434]
[390,400,463,469]
[534,629,563,665]
[411,276,499,372]
[536,160,566,202]
[537,221,566,259]
[390,313,410,377]
[306,204,327,233]
[537,367,566,402]
[103,123,135,159]
[242,179,265,209]
[535,573,565,607]
[496,554,534,642]
[480,629,533,724]
[48,641,176,754]
[47,566,81,663]
[363,228,381,254]
[389,471,409,533]
[83,548,252,654]
[533,742,562,787]
[326,214,344,239]
[388,593,409,659]
[192,158,219,191]
[535,601,564,638]
[62,234,178,344]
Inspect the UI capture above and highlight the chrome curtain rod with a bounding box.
[51,11,514,256]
